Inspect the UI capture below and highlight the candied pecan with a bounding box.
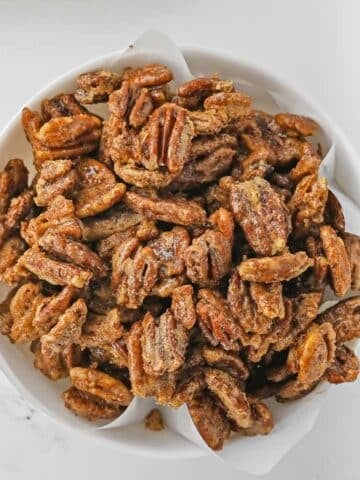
[69,367,133,406]
[8,282,44,343]
[0,290,15,336]
[274,292,323,351]
[287,174,328,229]
[238,251,314,283]
[127,320,175,402]
[169,370,206,408]
[87,340,128,369]
[343,232,360,290]
[141,310,188,376]
[41,94,88,119]
[63,387,122,421]
[79,309,124,349]
[325,345,359,384]
[0,189,34,245]
[21,195,82,245]
[274,113,318,137]
[82,205,145,241]
[196,289,240,350]
[115,163,176,188]
[122,63,173,87]
[182,145,235,186]
[33,286,76,333]
[112,238,158,308]
[230,177,291,256]
[109,82,154,128]
[19,248,92,287]
[127,320,153,397]
[227,271,273,336]
[185,208,233,287]
[178,76,233,97]
[201,346,249,380]
[287,142,321,182]
[276,322,336,401]
[320,225,351,296]
[188,392,231,450]
[73,159,126,218]
[324,190,345,233]
[0,158,28,213]
[0,235,27,285]
[40,299,87,354]
[39,231,107,279]
[249,282,285,320]
[75,70,121,104]
[171,285,196,329]
[205,176,234,212]
[145,408,164,431]
[204,92,252,120]
[189,110,225,136]
[148,226,190,277]
[22,108,102,169]
[97,219,158,259]
[124,190,207,226]
[205,369,253,429]
[137,103,194,174]
[317,296,360,343]
[34,159,78,207]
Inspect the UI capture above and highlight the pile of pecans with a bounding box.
[0,63,359,451]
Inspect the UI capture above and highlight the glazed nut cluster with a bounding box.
[0,63,359,451]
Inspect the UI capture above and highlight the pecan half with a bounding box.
[185,208,234,287]
[343,232,360,290]
[0,235,27,285]
[324,190,345,233]
[124,190,207,226]
[19,248,92,287]
[141,310,188,376]
[196,289,240,350]
[21,195,82,246]
[0,158,28,214]
[237,251,314,283]
[276,322,336,401]
[75,70,121,104]
[320,225,351,296]
[188,392,231,450]
[74,159,126,218]
[22,108,102,169]
[122,63,173,87]
[79,308,125,349]
[171,284,197,329]
[109,81,154,128]
[274,113,318,137]
[36,299,87,379]
[69,367,133,406]
[287,174,328,230]
[63,387,123,421]
[138,103,194,174]
[38,231,107,279]
[111,238,158,308]
[325,345,359,384]
[230,177,291,256]
[8,282,44,343]
[34,159,78,207]
[317,296,360,343]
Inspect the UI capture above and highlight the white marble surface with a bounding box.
[0,1,360,479]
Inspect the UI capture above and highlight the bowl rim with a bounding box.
[0,42,358,462]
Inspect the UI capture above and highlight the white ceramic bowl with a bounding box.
[0,44,359,464]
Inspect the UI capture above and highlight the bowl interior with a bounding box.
[0,45,359,461]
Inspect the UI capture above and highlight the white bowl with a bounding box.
[0,43,359,465]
